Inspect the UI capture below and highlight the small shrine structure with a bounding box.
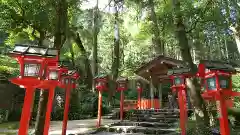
[135,55,185,109]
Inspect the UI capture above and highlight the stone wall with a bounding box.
[0,82,24,110]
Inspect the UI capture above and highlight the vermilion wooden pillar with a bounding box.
[62,85,71,135]
[137,91,141,109]
[94,75,108,128]
[120,90,124,121]
[178,89,187,135]
[116,77,128,121]
[43,87,55,135]
[168,67,193,135]
[215,75,230,135]
[18,87,35,135]
[136,82,143,110]
[97,90,102,127]
[218,95,230,135]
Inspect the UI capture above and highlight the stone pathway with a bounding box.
[0,119,119,135]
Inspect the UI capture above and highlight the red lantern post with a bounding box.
[168,67,194,135]
[59,69,80,135]
[198,60,240,135]
[8,44,58,135]
[136,81,143,110]
[37,63,59,135]
[116,77,128,121]
[94,75,108,128]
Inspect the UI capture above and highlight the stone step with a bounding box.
[130,116,178,123]
[80,132,180,135]
[132,110,180,115]
[111,121,175,128]
[132,109,180,113]
[132,114,179,118]
[107,126,178,134]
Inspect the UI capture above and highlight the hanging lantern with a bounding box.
[116,77,128,91]
[94,74,108,91]
[199,60,235,92]
[68,70,80,89]
[136,81,143,92]
[9,45,58,79]
[8,44,58,87]
[168,67,191,88]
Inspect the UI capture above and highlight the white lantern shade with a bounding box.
[219,76,230,89]
[47,49,58,56]
[13,45,28,53]
[49,71,58,80]
[173,77,183,85]
[206,77,216,90]
[27,47,47,55]
[24,63,40,77]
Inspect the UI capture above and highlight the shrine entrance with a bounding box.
[135,55,190,109]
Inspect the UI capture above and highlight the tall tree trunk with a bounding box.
[230,26,240,56]
[54,0,68,49]
[34,90,49,135]
[172,0,210,134]
[223,0,240,59]
[69,42,75,67]
[35,0,68,134]
[110,0,121,105]
[92,0,99,92]
[73,32,93,89]
[34,31,49,135]
[148,0,164,55]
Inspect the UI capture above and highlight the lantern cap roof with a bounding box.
[116,76,128,82]
[199,60,236,73]
[94,73,109,80]
[167,67,193,76]
[68,70,77,75]
[9,44,58,57]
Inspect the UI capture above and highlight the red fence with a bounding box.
[124,99,161,110]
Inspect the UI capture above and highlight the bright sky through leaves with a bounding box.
[81,0,110,10]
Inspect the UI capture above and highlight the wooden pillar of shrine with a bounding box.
[150,75,154,109]
[158,83,162,109]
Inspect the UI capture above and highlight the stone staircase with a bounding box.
[102,108,120,119]
[96,109,181,135]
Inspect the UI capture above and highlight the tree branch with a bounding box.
[186,0,212,33]
[31,29,40,41]
[103,0,113,9]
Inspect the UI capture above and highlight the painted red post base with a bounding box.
[97,91,102,128]
[218,96,230,135]
[18,87,35,135]
[120,90,124,121]
[178,89,187,135]
[138,91,141,109]
[62,86,71,135]
[43,87,55,135]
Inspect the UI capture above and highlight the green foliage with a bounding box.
[232,74,240,107]
[228,108,240,126]
[0,55,19,79]
[51,89,111,121]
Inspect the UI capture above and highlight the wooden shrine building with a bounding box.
[135,55,185,109]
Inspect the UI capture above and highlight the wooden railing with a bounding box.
[124,99,162,110]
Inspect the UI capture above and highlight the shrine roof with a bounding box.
[135,55,185,84]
